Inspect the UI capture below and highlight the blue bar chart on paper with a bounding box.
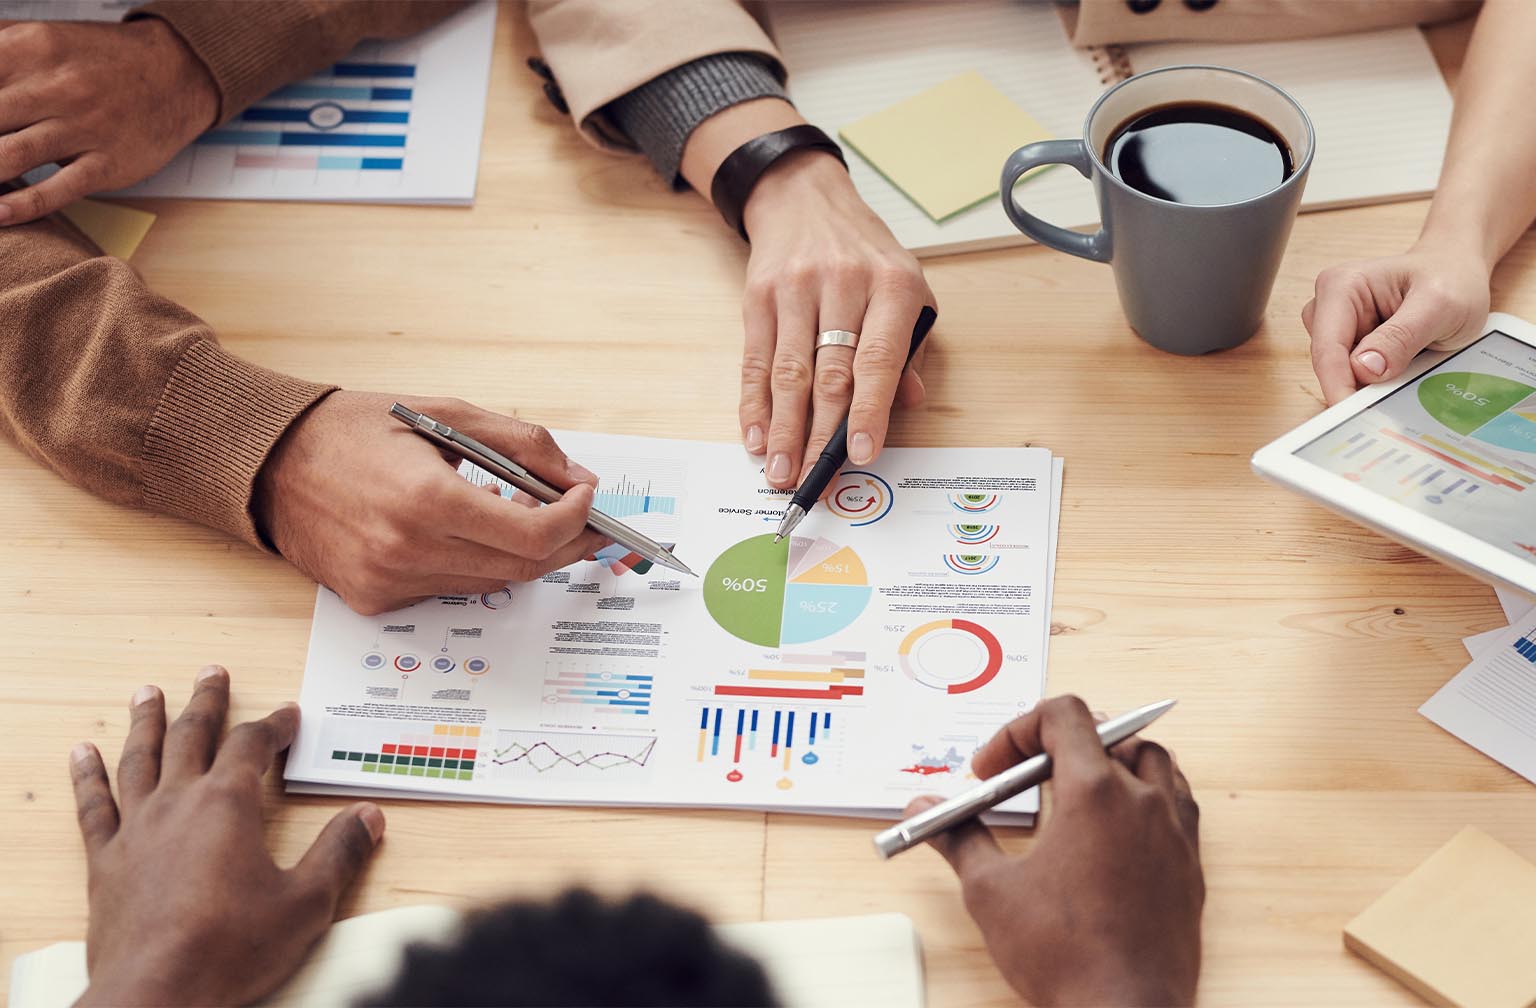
[694,704,837,788]
[111,3,497,203]
[543,661,653,719]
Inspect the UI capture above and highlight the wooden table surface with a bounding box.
[3,7,1530,1006]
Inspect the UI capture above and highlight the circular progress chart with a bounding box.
[899,619,1003,694]
[705,534,872,648]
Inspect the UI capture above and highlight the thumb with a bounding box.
[903,795,1003,878]
[291,802,385,912]
[1350,291,1462,387]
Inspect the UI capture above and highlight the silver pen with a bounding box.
[873,699,1177,859]
[390,403,696,577]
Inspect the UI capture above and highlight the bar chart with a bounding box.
[111,3,496,202]
[542,661,653,717]
[695,705,836,785]
[713,652,866,702]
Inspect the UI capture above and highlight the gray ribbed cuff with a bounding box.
[605,52,789,187]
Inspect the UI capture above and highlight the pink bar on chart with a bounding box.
[234,153,319,170]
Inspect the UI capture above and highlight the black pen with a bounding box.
[773,305,937,542]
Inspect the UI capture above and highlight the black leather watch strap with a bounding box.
[709,124,847,241]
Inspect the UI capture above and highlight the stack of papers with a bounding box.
[1422,587,1536,780]
[288,432,1063,825]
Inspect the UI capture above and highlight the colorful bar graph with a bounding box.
[714,662,865,701]
[543,665,653,715]
[1515,637,1536,663]
[1379,429,1526,490]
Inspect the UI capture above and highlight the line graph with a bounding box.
[491,729,656,775]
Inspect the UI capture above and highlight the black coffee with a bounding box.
[1104,102,1293,206]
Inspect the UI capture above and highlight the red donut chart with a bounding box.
[898,619,1003,695]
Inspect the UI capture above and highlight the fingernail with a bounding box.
[0,205,12,225]
[132,684,159,707]
[196,664,226,683]
[281,701,301,714]
[745,425,765,453]
[1355,349,1387,377]
[567,460,597,484]
[850,432,874,465]
[768,453,791,482]
[358,803,386,843]
[70,742,94,767]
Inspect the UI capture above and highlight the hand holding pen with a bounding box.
[904,696,1204,1006]
[776,305,937,541]
[254,391,611,616]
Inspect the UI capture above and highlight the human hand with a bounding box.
[254,391,608,615]
[0,17,216,225]
[1303,243,1491,405]
[739,152,935,488]
[71,666,384,1007]
[907,696,1204,1006]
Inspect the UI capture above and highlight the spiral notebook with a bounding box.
[768,0,1454,257]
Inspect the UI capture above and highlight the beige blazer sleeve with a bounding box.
[526,0,785,151]
[1061,0,1477,47]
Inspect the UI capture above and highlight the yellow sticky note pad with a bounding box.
[839,71,1052,222]
[1344,827,1536,1008]
[59,199,156,260]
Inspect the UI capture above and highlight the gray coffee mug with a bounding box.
[1000,65,1315,355]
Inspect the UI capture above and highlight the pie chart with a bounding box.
[704,534,872,648]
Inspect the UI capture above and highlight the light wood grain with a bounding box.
[1,6,1528,1007]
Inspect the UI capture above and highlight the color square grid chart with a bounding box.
[111,2,496,203]
[329,723,481,781]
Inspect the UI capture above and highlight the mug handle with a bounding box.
[1000,140,1111,263]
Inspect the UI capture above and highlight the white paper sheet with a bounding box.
[1424,616,1536,784]
[288,434,1060,822]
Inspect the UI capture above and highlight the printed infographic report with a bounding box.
[287,433,1060,822]
[1295,331,1536,565]
[4,1,496,205]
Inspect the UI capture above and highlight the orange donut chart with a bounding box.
[898,619,1003,695]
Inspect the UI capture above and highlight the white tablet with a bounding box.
[1253,312,1536,597]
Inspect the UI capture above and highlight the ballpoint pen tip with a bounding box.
[772,534,783,543]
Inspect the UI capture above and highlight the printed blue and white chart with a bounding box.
[111,3,496,204]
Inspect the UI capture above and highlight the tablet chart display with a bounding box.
[1296,331,1536,564]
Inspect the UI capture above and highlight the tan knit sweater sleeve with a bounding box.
[0,2,466,546]
[0,212,336,547]
[129,1,468,124]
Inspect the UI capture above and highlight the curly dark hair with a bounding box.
[361,888,779,1007]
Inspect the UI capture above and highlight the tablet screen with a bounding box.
[1295,330,1536,565]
